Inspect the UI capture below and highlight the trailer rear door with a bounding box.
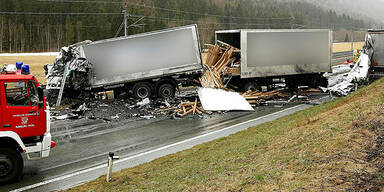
[240,29,332,78]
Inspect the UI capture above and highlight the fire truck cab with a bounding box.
[0,63,55,184]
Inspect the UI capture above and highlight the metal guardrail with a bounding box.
[332,51,353,59]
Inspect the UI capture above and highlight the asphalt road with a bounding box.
[2,96,332,192]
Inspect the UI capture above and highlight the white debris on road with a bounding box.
[198,88,254,111]
[137,98,151,106]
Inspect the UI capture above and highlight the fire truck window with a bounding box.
[4,81,30,106]
[28,81,39,106]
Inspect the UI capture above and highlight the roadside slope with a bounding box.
[67,79,384,191]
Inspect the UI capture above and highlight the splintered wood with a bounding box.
[176,98,210,117]
[242,90,281,104]
[200,43,240,89]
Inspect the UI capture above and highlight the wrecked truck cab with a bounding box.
[47,25,203,105]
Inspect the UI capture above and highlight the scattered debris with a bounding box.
[49,38,335,121]
[242,90,282,104]
[175,98,210,117]
[52,114,69,120]
[137,98,151,106]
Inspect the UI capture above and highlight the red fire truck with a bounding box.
[0,63,55,184]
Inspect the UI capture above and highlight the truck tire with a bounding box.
[244,81,261,92]
[132,82,152,99]
[157,84,175,98]
[0,148,23,184]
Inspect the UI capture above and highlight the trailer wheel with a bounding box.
[158,84,175,98]
[244,82,261,92]
[0,148,23,184]
[132,82,152,99]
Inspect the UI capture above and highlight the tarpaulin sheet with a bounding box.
[198,88,254,111]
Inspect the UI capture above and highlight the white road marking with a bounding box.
[11,104,307,192]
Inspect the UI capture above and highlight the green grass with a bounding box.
[66,79,384,192]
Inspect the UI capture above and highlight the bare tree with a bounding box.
[55,24,63,50]
[20,24,25,52]
[8,20,13,53]
[0,16,3,53]
[45,24,51,52]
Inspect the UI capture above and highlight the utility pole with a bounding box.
[114,2,145,38]
[123,9,128,37]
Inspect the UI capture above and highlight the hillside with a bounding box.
[66,79,384,191]
[294,0,384,25]
[0,0,367,53]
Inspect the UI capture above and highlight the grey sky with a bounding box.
[294,0,384,25]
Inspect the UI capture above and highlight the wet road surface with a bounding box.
[2,100,327,191]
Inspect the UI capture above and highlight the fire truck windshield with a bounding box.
[4,81,29,106]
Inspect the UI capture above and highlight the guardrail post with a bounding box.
[106,152,119,182]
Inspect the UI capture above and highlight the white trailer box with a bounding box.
[80,25,203,88]
[215,29,332,78]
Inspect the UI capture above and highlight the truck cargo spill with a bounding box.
[45,25,373,123]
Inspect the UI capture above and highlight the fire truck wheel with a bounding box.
[0,148,23,184]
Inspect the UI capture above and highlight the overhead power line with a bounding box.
[0,11,121,15]
[128,13,300,27]
[37,0,292,21]
[0,12,299,28]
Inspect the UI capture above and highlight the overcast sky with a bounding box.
[294,0,384,25]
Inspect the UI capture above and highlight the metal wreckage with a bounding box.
[45,41,93,104]
[322,30,384,96]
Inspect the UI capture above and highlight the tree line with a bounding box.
[0,0,368,53]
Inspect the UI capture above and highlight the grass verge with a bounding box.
[67,79,384,191]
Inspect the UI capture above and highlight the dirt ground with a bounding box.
[0,55,56,84]
[333,42,364,53]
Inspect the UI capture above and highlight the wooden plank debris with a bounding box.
[176,98,210,117]
[200,43,240,89]
[242,90,281,104]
